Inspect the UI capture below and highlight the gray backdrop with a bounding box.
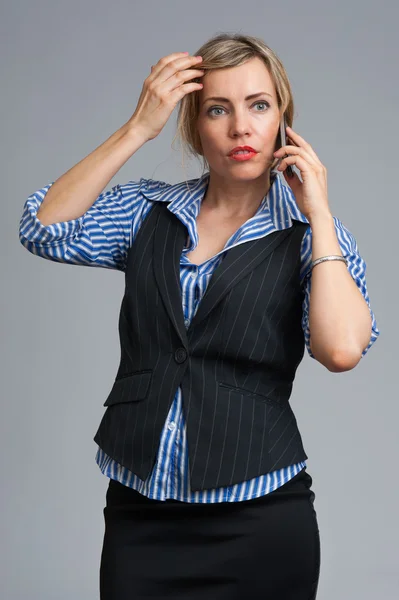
[3,0,397,598]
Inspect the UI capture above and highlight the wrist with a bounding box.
[122,119,151,145]
[307,210,334,227]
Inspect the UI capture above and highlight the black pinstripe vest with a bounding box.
[93,201,310,491]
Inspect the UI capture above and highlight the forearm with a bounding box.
[308,212,372,371]
[36,120,149,226]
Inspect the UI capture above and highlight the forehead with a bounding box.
[200,56,276,99]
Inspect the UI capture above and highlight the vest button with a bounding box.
[174,348,187,363]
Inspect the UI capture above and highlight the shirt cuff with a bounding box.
[19,183,83,246]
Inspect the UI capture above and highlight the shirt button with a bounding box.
[184,318,190,327]
[168,422,176,431]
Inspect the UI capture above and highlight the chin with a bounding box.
[208,159,269,182]
[226,166,267,180]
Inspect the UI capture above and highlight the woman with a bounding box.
[19,33,379,599]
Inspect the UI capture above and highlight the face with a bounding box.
[196,56,281,181]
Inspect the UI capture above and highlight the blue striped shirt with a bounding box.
[19,170,380,502]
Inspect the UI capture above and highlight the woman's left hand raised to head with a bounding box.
[273,126,331,223]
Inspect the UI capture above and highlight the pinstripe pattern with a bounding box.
[19,170,380,502]
[92,202,309,490]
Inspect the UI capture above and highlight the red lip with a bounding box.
[228,145,258,156]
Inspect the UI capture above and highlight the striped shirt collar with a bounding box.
[139,170,309,236]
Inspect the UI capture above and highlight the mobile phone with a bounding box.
[279,115,294,178]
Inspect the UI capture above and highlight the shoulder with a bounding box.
[134,175,206,202]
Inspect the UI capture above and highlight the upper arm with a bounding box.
[18,178,158,271]
[300,218,380,360]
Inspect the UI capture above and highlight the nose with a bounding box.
[229,109,251,138]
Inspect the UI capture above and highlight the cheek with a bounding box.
[197,121,220,152]
[259,120,278,142]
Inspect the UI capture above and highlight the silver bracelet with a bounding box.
[310,255,348,272]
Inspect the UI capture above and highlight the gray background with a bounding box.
[3,0,397,598]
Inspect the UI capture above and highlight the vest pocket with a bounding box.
[218,381,290,404]
[103,370,152,406]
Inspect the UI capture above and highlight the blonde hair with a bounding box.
[174,32,294,173]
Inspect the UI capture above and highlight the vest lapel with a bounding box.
[153,203,297,344]
[153,204,189,346]
[192,226,295,328]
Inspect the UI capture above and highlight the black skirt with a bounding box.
[99,468,321,599]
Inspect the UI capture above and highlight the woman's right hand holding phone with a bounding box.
[127,52,205,142]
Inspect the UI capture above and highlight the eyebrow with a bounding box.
[202,92,273,105]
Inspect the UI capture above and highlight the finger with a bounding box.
[286,126,322,164]
[152,55,202,84]
[276,144,312,157]
[157,56,205,89]
[164,68,205,94]
[286,135,299,147]
[275,145,317,168]
[277,154,313,174]
[149,52,190,74]
[278,154,326,180]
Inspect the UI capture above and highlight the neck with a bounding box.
[202,169,273,218]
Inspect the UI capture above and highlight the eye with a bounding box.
[254,101,270,111]
[207,106,226,116]
[207,101,271,116]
